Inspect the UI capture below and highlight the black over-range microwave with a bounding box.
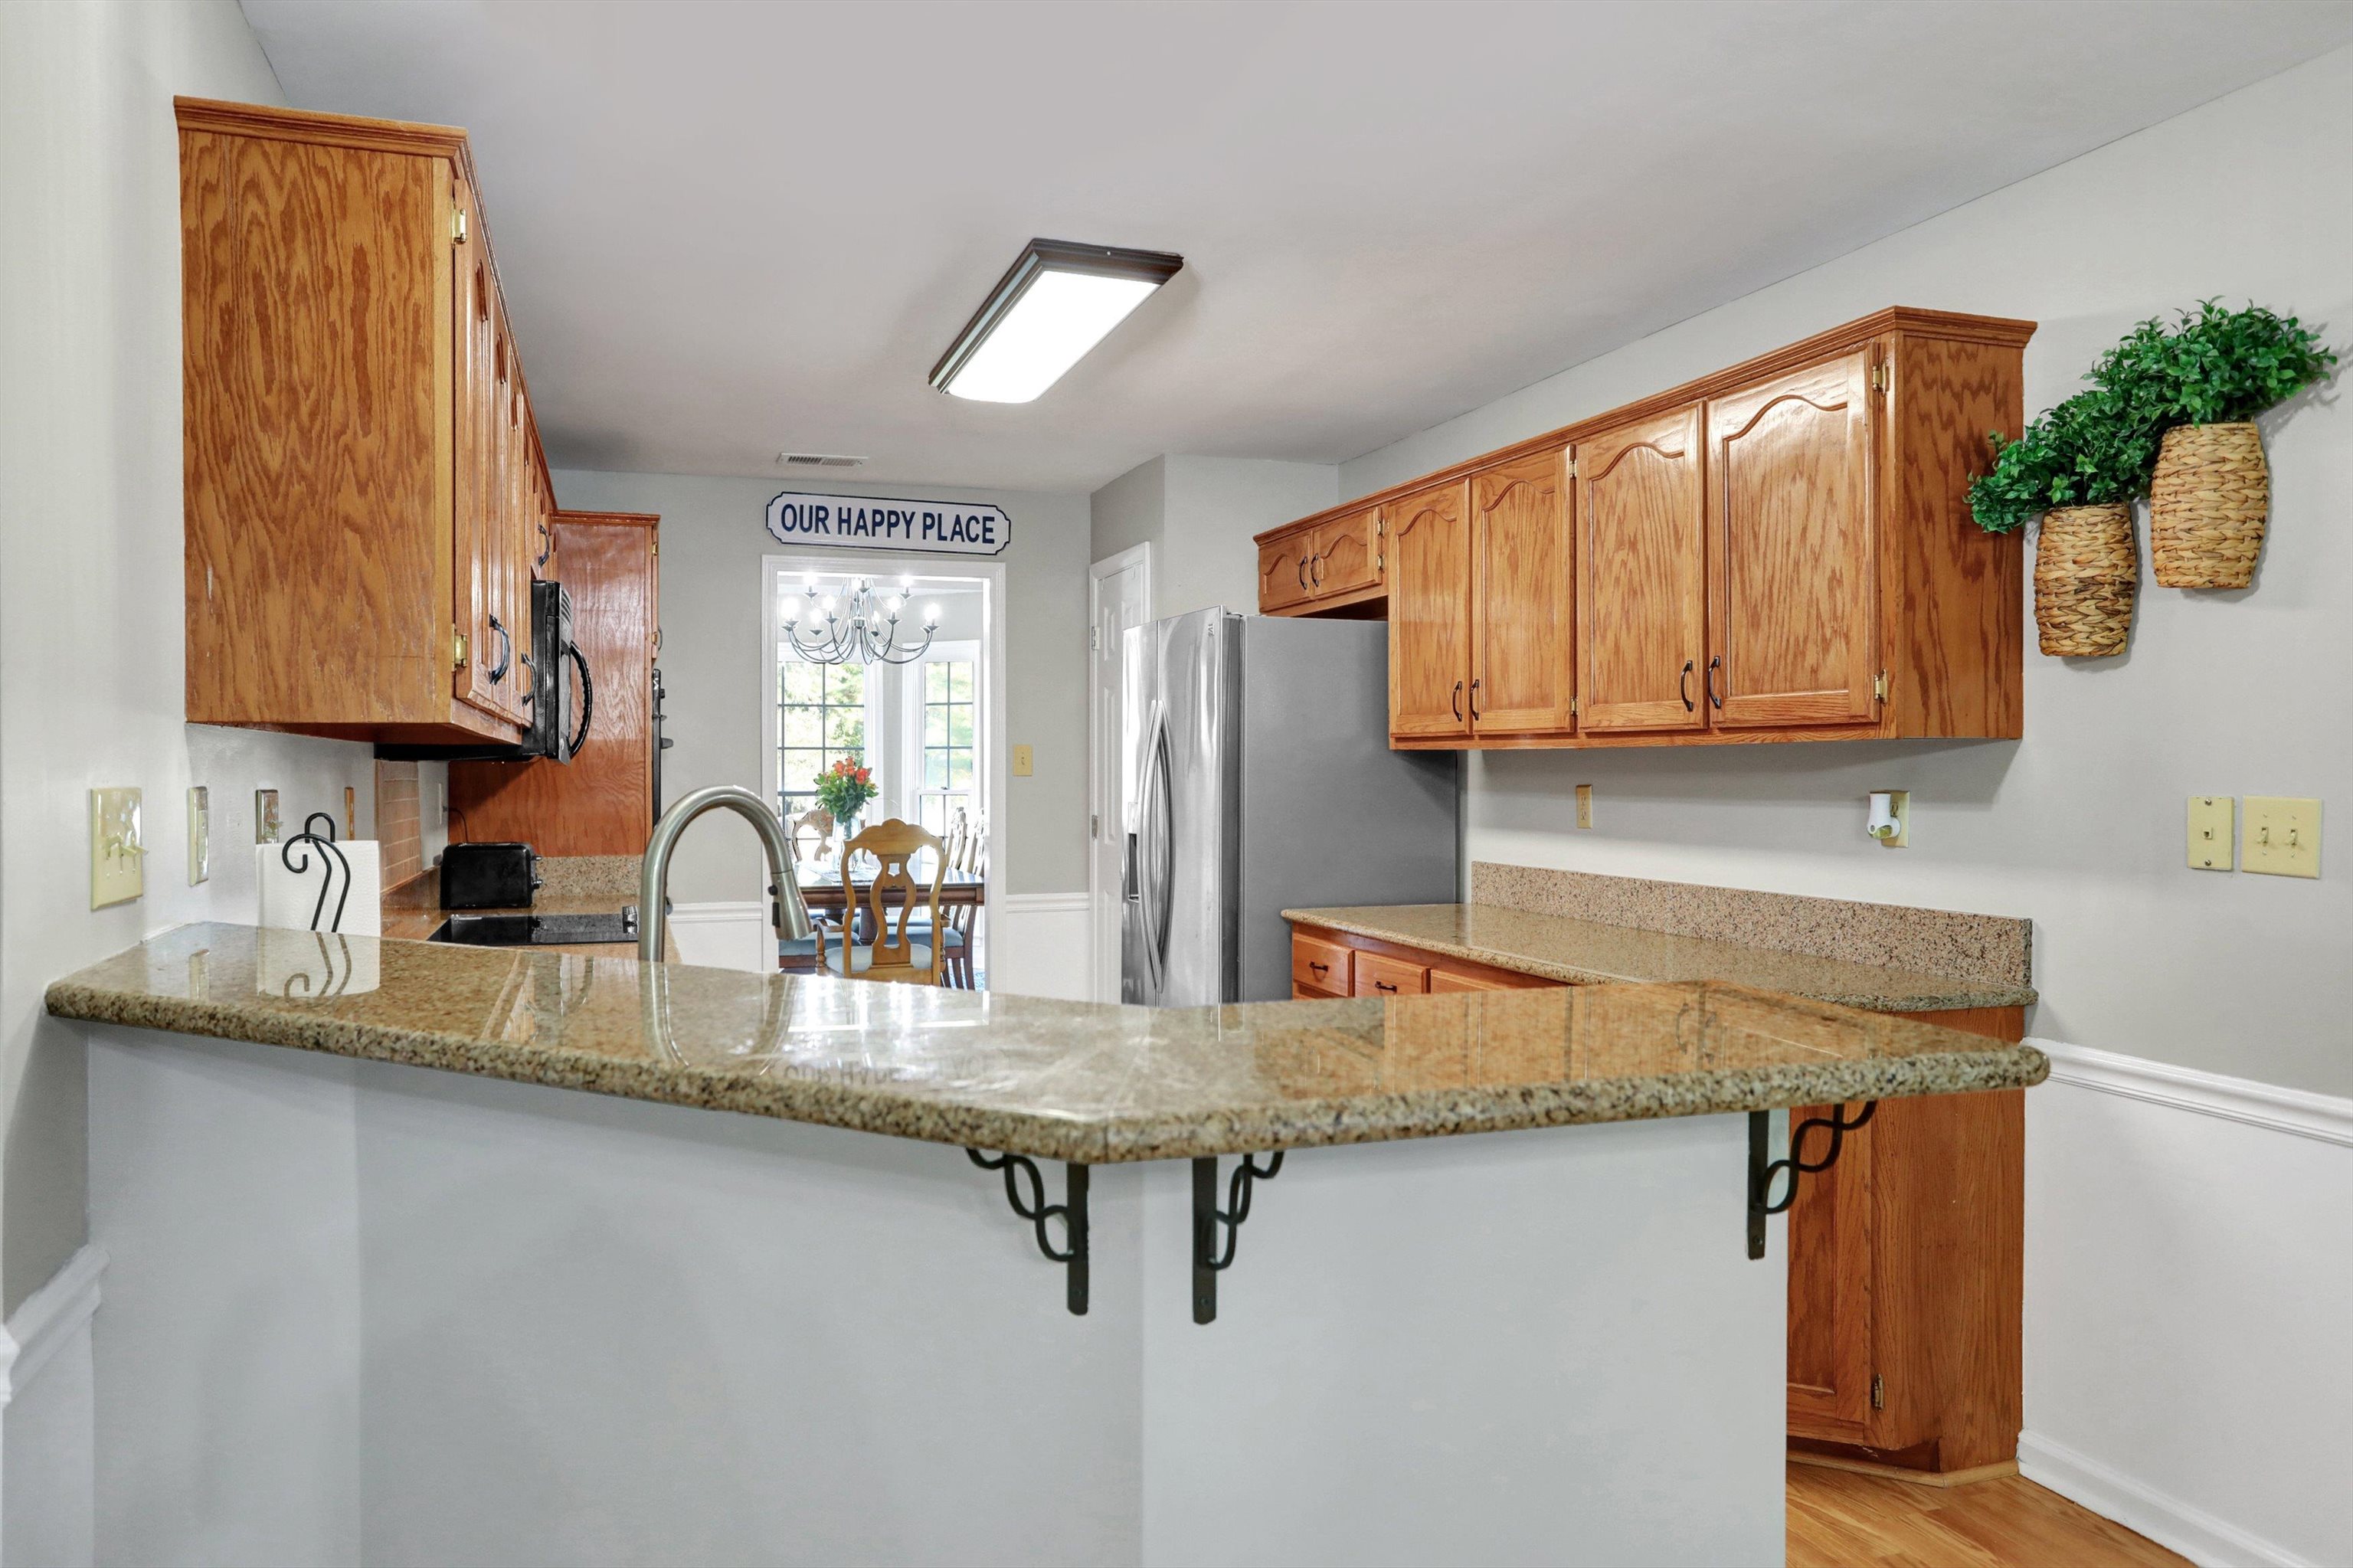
[377,580,591,763]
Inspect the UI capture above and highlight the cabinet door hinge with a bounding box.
[1564,455,1578,479]
[452,628,470,669]
[1373,515,1384,536]
[1873,669,1889,702]
[1090,626,1100,653]
[1569,695,1579,717]
[1870,1374,1885,1410]
[1870,362,1890,394]
[1091,813,1100,839]
[453,205,468,244]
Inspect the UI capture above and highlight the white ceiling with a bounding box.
[241,0,2353,494]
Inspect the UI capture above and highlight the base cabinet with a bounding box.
[1289,922,2024,1475]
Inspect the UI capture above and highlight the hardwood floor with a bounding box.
[1788,1463,2190,1567]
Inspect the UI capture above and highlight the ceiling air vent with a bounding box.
[777,451,869,470]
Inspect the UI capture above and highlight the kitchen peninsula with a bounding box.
[51,924,2043,1567]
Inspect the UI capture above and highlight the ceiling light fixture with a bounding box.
[929,238,1183,404]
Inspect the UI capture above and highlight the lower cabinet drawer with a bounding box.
[1352,952,1429,998]
[1292,933,1353,994]
[1429,967,1522,994]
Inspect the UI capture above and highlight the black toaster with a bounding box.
[440,842,540,910]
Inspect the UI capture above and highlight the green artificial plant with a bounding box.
[2091,298,2337,430]
[1966,386,2155,535]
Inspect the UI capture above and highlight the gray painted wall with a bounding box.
[1337,45,2353,1097]
[0,0,382,1314]
[551,470,1091,902]
[1090,455,1337,618]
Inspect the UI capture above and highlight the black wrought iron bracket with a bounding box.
[1747,1102,1876,1259]
[1192,1152,1284,1324]
[966,1150,1090,1314]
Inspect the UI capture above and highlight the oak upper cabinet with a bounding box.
[1385,483,1473,739]
[179,97,545,745]
[1707,347,1877,728]
[1256,507,1384,614]
[1575,404,1707,733]
[1255,309,2031,751]
[1469,446,1575,736]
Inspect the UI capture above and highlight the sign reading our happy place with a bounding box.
[764,492,1011,557]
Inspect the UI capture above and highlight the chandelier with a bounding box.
[781,574,941,666]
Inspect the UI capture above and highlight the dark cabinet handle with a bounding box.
[565,642,594,758]
[1309,961,1329,974]
[1297,556,1309,591]
[1374,980,1398,994]
[486,615,513,683]
[535,519,552,569]
[1311,554,1326,587]
[1451,680,1464,722]
[1678,659,1695,712]
[1469,677,1482,721]
[1707,654,1724,709]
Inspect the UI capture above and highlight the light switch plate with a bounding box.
[91,787,145,908]
[1012,744,1033,777]
[1575,784,1593,829]
[2243,796,2321,879]
[188,786,211,885]
[2186,796,2234,870]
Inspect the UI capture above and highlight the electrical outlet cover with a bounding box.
[1575,784,1593,829]
[188,785,211,885]
[91,787,145,908]
[2243,796,2321,879]
[2186,795,2234,871]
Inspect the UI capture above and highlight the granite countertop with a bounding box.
[1283,903,2037,1013]
[47,923,2047,1164]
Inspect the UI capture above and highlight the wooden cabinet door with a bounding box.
[1470,447,1573,735]
[1785,1102,1880,1440]
[450,185,506,723]
[1575,405,1707,732]
[1386,482,1472,740]
[1707,348,1879,727]
[1258,532,1311,613]
[1311,509,1382,599]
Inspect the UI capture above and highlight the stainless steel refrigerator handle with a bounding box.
[1147,714,1174,983]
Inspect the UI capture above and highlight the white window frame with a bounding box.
[899,639,981,841]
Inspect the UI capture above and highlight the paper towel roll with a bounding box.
[256,838,381,936]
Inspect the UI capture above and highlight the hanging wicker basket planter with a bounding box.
[2148,421,2267,588]
[2034,503,2136,657]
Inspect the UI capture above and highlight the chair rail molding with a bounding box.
[2034,1037,2353,1149]
[0,1245,106,1409]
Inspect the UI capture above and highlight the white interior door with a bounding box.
[1088,546,1153,1003]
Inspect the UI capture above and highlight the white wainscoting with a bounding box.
[1,1244,106,1568]
[2023,1039,2352,1568]
[663,892,1092,1000]
[987,892,1090,1000]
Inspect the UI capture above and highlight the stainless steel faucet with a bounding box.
[640,785,813,965]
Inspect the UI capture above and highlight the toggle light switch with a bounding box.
[91,787,146,908]
[2243,797,2321,879]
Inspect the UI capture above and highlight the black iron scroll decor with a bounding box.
[1192,1152,1284,1324]
[966,1150,1090,1314]
[1746,1102,1876,1259]
[281,812,351,934]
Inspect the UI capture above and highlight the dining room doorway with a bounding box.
[763,553,1004,984]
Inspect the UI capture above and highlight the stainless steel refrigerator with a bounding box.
[1120,609,1459,1006]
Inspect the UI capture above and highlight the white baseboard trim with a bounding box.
[2034,1037,2353,1149]
[0,1244,106,1405]
[2019,1431,2323,1568]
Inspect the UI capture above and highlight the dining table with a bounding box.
[793,855,985,982]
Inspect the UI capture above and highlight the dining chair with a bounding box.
[788,805,835,866]
[772,805,839,972]
[942,818,985,988]
[818,818,947,986]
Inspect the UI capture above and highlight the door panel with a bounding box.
[1575,405,1706,732]
[1311,509,1381,599]
[1470,447,1573,735]
[1386,483,1471,740]
[1785,1102,1879,1439]
[1708,349,1878,727]
[1258,533,1310,613]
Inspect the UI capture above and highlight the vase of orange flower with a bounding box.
[813,756,876,841]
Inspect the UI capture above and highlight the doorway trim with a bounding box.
[763,552,1007,978]
[1088,542,1154,1003]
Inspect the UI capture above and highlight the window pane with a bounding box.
[948,663,972,702]
[924,704,947,746]
[781,661,822,705]
[828,664,864,705]
[950,751,973,789]
[782,707,823,748]
[826,710,865,751]
[780,749,826,791]
[926,663,947,702]
[948,706,974,748]
[925,751,946,789]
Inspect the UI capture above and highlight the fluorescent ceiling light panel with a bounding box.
[931,238,1183,404]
